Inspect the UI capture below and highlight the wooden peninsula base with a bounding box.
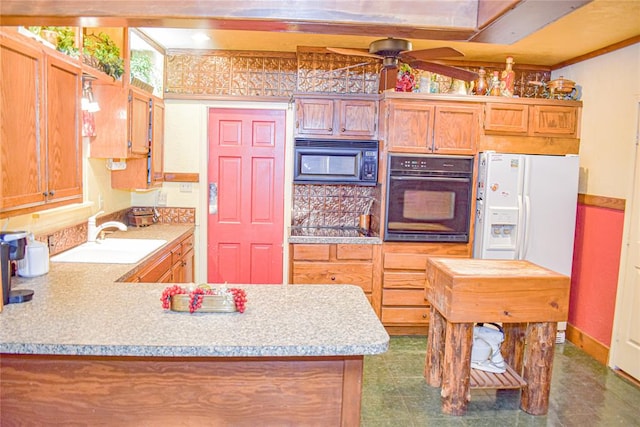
[2,354,363,425]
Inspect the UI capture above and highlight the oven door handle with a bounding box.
[390,176,470,182]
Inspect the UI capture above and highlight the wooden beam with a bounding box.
[470,0,592,44]
[163,172,199,182]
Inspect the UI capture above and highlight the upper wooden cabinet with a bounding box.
[383,98,480,155]
[111,95,164,190]
[484,102,579,137]
[0,31,82,217]
[89,85,151,159]
[295,95,378,139]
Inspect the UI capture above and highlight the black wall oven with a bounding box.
[384,154,474,242]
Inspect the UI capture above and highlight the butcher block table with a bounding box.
[424,257,570,416]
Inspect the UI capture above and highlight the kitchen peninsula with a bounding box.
[0,226,389,426]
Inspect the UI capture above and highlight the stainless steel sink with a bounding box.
[50,238,167,264]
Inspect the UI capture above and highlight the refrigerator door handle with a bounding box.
[521,195,532,259]
[515,196,524,259]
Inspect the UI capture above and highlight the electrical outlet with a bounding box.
[157,190,168,206]
[179,183,193,193]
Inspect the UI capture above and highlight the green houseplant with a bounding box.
[83,32,124,80]
[28,26,79,57]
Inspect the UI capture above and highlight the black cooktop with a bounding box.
[290,226,376,238]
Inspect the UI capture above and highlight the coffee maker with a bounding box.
[1,231,34,306]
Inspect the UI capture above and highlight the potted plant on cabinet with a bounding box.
[83,32,124,80]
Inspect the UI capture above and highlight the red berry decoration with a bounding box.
[161,285,247,313]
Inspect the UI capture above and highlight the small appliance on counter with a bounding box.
[127,207,159,227]
[17,234,49,278]
[0,231,34,306]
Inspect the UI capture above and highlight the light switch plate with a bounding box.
[179,183,193,193]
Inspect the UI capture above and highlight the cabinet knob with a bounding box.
[328,127,333,132]
[340,128,346,132]
[330,276,336,281]
[49,190,55,196]
[422,313,428,319]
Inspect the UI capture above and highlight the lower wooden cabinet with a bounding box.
[290,243,381,314]
[126,233,194,283]
[381,242,470,334]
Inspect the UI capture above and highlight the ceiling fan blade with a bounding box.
[401,46,464,61]
[408,60,478,82]
[379,66,398,93]
[326,47,382,59]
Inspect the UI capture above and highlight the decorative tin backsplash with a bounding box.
[165,51,298,97]
[165,47,550,97]
[292,184,380,230]
[296,47,380,94]
[37,208,196,256]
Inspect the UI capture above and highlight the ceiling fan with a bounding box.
[327,38,478,92]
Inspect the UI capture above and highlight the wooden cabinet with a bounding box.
[384,99,480,154]
[290,243,381,310]
[0,31,82,217]
[484,102,579,137]
[295,96,378,139]
[126,233,195,283]
[380,242,469,334]
[111,95,164,189]
[480,100,581,155]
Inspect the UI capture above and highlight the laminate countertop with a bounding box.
[1,225,389,358]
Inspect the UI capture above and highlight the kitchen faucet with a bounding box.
[87,211,127,242]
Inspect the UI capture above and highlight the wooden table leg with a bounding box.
[501,323,527,374]
[425,305,446,387]
[441,321,473,416]
[520,322,557,415]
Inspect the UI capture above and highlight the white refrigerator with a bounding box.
[473,151,580,342]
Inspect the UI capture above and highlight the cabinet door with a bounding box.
[484,103,529,135]
[337,99,377,138]
[295,98,334,136]
[530,105,578,137]
[432,104,480,154]
[386,101,434,153]
[46,55,82,204]
[150,98,164,186]
[0,35,46,213]
[129,88,151,156]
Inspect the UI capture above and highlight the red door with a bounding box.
[207,108,286,284]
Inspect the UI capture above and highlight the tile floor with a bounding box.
[361,336,640,426]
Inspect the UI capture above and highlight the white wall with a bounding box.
[553,43,640,198]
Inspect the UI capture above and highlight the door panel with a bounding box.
[612,102,640,380]
[208,108,285,284]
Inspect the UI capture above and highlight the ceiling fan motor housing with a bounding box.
[369,38,412,58]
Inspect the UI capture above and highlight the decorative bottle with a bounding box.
[489,71,501,96]
[501,56,515,97]
[473,67,488,95]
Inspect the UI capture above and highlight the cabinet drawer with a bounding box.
[292,244,331,261]
[383,271,427,289]
[383,253,430,270]
[381,307,430,324]
[170,241,183,265]
[383,289,428,306]
[336,244,373,260]
[292,262,373,292]
[181,234,194,253]
[136,251,172,282]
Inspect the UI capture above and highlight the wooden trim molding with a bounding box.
[565,324,609,366]
[577,193,626,211]
[163,172,199,183]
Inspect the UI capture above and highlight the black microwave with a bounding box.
[293,139,378,185]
